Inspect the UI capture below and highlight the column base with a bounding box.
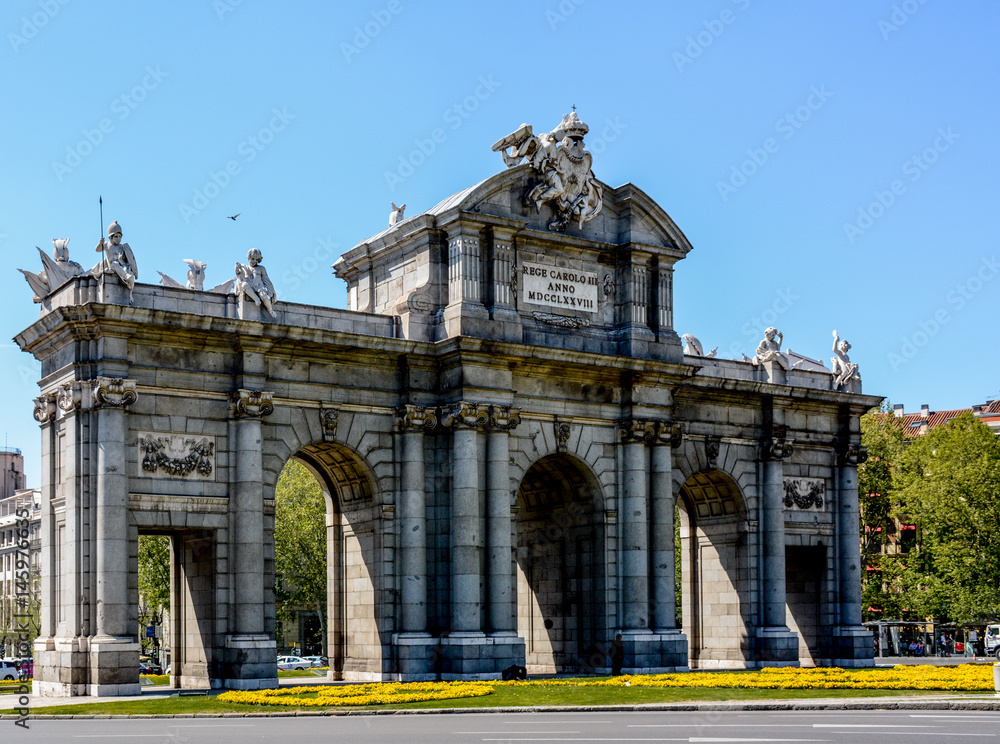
[220,634,278,690]
[824,625,875,668]
[88,636,141,696]
[391,633,438,680]
[618,630,690,673]
[437,633,525,679]
[756,627,800,666]
[32,636,89,697]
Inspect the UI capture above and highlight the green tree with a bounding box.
[894,411,1000,624]
[274,459,328,656]
[138,535,170,658]
[858,405,908,620]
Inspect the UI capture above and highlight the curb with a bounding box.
[6,697,1000,719]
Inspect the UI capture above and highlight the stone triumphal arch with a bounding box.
[17,112,878,696]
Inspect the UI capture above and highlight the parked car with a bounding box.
[300,655,328,668]
[139,660,162,675]
[276,655,311,671]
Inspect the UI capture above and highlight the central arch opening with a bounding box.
[515,454,605,674]
[678,469,750,669]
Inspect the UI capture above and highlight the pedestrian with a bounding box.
[939,632,948,657]
[609,633,625,676]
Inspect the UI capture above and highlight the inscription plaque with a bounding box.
[521,261,598,312]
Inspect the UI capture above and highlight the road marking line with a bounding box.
[813,724,929,728]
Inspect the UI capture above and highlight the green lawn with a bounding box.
[0,681,973,717]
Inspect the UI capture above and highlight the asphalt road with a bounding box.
[12,709,1000,743]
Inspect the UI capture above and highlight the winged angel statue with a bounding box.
[492,111,603,232]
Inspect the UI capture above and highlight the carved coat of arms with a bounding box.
[492,112,603,232]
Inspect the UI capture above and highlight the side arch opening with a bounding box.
[515,453,606,674]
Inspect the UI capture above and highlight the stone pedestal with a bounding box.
[757,627,800,666]
[618,630,689,673]
[391,633,438,680]
[220,634,278,690]
[438,633,525,680]
[88,637,141,696]
[32,636,88,697]
[830,626,875,668]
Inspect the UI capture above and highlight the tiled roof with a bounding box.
[897,402,1000,435]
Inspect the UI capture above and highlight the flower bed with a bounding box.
[216,665,995,708]
[507,664,996,692]
[217,680,495,707]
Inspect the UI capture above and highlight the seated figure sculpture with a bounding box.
[831,330,860,389]
[752,327,790,369]
[234,248,276,317]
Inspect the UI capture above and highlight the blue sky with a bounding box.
[3,1,998,486]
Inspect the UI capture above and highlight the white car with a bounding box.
[276,655,311,671]
[0,661,18,681]
[300,655,328,668]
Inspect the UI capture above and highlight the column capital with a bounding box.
[57,381,83,412]
[488,405,521,432]
[656,420,683,448]
[837,442,868,466]
[91,376,138,409]
[441,401,489,431]
[762,424,794,460]
[231,389,274,418]
[395,404,438,433]
[33,393,56,424]
[619,417,657,444]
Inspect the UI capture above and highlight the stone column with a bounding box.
[759,422,798,664]
[761,425,793,628]
[395,405,436,634]
[651,421,681,631]
[620,419,655,630]
[89,377,141,696]
[487,405,520,635]
[833,442,871,665]
[442,402,488,634]
[231,389,273,634]
[92,377,138,639]
[224,389,277,690]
